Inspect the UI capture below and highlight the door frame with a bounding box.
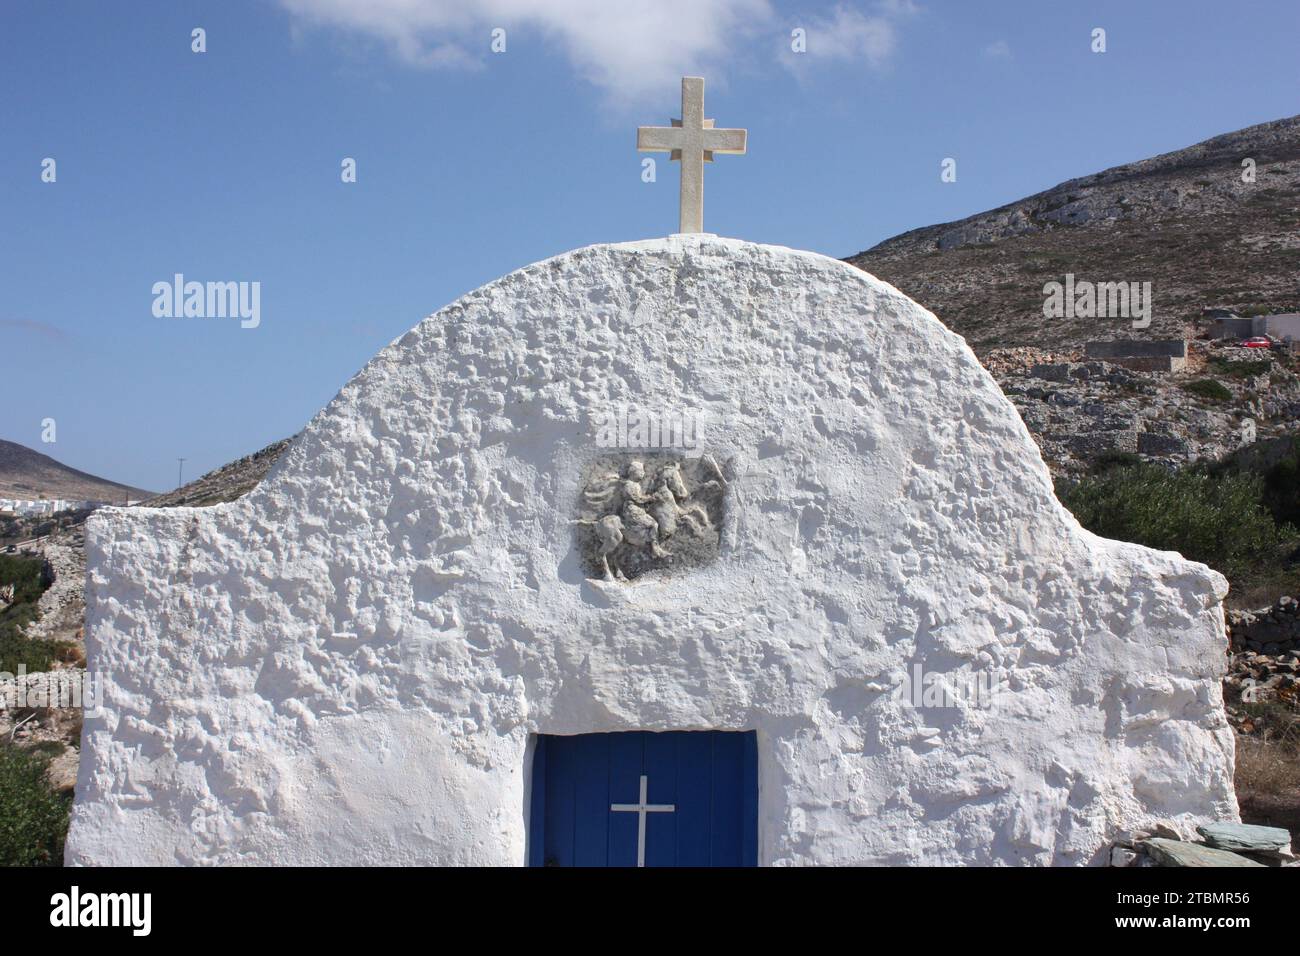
[527,730,759,867]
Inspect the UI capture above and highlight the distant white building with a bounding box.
[0,498,103,516]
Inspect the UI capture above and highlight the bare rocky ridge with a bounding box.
[141,437,295,508]
[847,115,1300,351]
[841,115,1300,489]
[0,439,153,503]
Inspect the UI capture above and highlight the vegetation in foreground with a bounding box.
[1181,378,1234,403]
[0,742,71,866]
[0,553,74,673]
[1058,457,1299,596]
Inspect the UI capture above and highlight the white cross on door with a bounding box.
[610,774,676,867]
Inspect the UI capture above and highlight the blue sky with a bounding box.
[2,0,1297,492]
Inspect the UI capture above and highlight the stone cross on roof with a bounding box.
[637,76,747,234]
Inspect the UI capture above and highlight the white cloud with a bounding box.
[779,3,913,75]
[278,0,774,106]
[983,39,1011,59]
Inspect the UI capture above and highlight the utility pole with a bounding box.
[177,457,186,490]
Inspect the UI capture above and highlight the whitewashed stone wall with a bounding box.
[67,236,1237,866]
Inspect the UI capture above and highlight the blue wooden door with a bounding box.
[529,731,758,867]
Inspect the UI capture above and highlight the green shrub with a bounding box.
[0,554,49,606]
[1183,378,1233,402]
[1091,450,1142,473]
[0,628,70,673]
[1058,463,1297,580]
[1214,434,1300,531]
[0,553,60,672]
[0,743,70,866]
[1209,357,1271,379]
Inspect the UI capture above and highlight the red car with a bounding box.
[1240,336,1274,349]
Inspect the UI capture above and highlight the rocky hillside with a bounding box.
[987,339,1300,477]
[0,440,153,503]
[840,114,1300,491]
[141,437,294,508]
[847,115,1300,351]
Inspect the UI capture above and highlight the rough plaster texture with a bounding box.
[68,235,1237,866]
